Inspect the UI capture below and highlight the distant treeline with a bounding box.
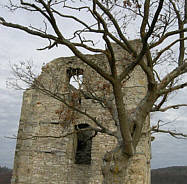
[0,166,12,184]
[1,165,187,184]
[151,166,187,184]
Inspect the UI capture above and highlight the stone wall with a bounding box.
[11,40,151,184]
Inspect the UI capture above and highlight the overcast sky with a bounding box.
[0,2,187,170]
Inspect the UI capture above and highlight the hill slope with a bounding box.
[151,166,187,184]
[0,166,12,184]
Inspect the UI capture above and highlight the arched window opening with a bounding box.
[74,124,93,165]
[67,68,83,89]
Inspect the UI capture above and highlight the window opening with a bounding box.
[67,68,83,89]
[74,124,93,165]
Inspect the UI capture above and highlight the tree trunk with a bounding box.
[101,121,151,184]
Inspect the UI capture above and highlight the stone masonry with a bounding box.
[11,40,151,184]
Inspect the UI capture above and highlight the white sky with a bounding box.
[0,1,187,169]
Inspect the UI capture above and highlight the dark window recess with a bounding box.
[75,124,93,165]
[67,67,83,80]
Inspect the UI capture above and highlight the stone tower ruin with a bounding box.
[11,40,151,184]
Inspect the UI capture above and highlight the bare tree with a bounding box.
[1,0,187,183]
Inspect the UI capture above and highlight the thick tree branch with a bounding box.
[0,19,57,40]
[6,126,116,140]
[159,82,187,95]
[142,0,164,42]
[94,0,137,56]
[170,0,185,66]
[139,58,156,90]
[113,80,134,155]
[140,0,150,38]
[185,0,187,23]
[152,80,175,111]
[158,62,187,92]
[150,27,187,48]
[152,104,187,112]
[152,93,169,112]
[0,19,114,82]
[151,127,187,139]
[153,37,187,64]
[119,42,148,81]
